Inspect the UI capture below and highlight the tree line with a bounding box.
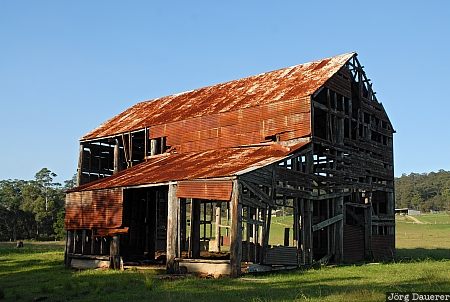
[395,170,450,212]
[0,168,76,242]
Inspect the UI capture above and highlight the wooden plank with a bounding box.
[230,180,242,277]
[312,214,343,232]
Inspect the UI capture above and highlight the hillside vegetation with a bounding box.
[395,170,450,211]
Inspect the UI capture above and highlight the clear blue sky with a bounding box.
[1,1,449,183]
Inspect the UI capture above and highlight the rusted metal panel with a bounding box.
[82,53,354,141]
[65,188,123,229]
[69,142,309,192]
[150,98,311,153]
[177,180,233,201]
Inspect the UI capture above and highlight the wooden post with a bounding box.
[64,231,72,267]
[299,199,305,265]
[334,196,344,263]
[166,183,179,273]
[258,207,266,263]
[246,208,252,262]
[214,202,221,252]
[150,139,158,156]
[73,230,78,254]
[113,139,120,174]
[81,230,86,255]
[261,206,271,264]
[76,144,84,186]
[364,205,372,260]
[180,199,187,251]
[304,199,313,265]
[147,191,157,260]
[284,228,290,246]
[230,179,242,277]
[109,235,121,269]
[293,198,299,249]
[190,199,201,258]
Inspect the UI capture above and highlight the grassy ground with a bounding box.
[396,213,450,259]
[0,214,449,302]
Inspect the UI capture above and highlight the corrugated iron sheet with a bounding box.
[65,188,123,229]
[177,180,233,201]
[82,53,354,141]
[69,142,309,192]
[151,97,311,153]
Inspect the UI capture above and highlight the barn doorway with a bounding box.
[121,186,168,264]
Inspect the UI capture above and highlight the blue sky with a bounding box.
[0,1,449,183]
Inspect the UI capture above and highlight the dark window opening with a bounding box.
[315,88,328,106]
[313,108,327,139]
[344,118,350,138]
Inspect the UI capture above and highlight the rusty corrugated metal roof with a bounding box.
[69,141,310,192]
[82,53,354,141]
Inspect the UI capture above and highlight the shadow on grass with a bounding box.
[396,248,450,261]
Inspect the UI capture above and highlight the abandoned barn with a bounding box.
[64,52,395,277]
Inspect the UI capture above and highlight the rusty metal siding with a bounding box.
[176,180,233,201]
[150,98,311,153]
[372,235,395,261]
[343,224,365,263]
[82,53,354,141]
[65,188,123,229]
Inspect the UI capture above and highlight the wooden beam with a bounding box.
[314,191,351,200]
[312,214,343,232]
[166,183,178,273]
[242,180,273,206]
[276,186,311,199]
[230,180,242,277]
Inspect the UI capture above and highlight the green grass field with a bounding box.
[1,213,449,302]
